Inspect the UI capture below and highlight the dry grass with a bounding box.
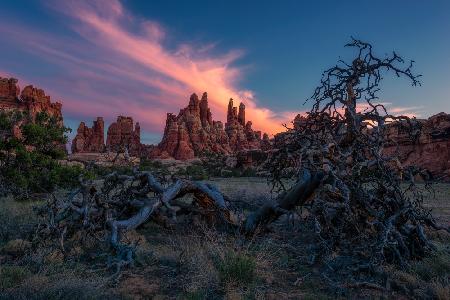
[0,179,449,299]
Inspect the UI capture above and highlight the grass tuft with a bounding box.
[218,252,256,286]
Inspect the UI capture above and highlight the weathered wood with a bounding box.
[244,170,324,233]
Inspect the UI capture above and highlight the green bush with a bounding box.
[186,165,208,180]
[140,158,163,169]
[0,111,83,196]
[218,252,256,285]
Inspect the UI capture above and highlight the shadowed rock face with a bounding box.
[106,116,141,156]
[152,92,270,160]
[0,76,63,122]
[384,112,450,180]
[71,117,105,153]
[72,116,141,156]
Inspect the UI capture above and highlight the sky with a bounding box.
[0,0,449,144]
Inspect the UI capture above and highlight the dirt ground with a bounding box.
[0,178,449,299]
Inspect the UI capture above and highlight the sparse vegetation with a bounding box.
[0,178,448,298]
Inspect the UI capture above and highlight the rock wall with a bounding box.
[152,92,270,160]
[71,117,105,153]
[384,112,450,180]
[0,76,63,122]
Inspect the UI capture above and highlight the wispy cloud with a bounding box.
[1,0,295,139]
[53,0,293,135]
[0,0,423,143]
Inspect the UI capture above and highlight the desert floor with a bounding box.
[1,178,449,299]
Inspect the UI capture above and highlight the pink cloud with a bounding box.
[1,0,422,143]
[49,0,292,135]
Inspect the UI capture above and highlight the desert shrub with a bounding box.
[139,159,171,179]
[186,165,208,180]
[218,252,256,286]
[200,152,229,178]
[140,158,163,169]
[0,111,82,197]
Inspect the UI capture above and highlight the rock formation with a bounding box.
[288,111,450,181]
[0,76,63,122]
[71,117,106,153]
[0,77,20,100]
[224,98,263,152]
[384,112,450,180]
[152,92,269,160]
[106,116,141,156]
[72,116,142,156]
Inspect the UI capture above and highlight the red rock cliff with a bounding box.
[106,116,141,156]
[71,117,106,153]
[152,92,269,160]
[384,112,450,180]
[0,76,63,122]
[289,111,450,180]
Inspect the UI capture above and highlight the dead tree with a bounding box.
[252,38,450,287]
[35,169,235,276]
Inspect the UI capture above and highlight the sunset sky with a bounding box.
[1,0,449,144]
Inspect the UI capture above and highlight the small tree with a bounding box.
[0,110,81,197]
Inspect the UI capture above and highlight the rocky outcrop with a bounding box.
[225,99,263,152]
[384,112,450,180]
[71,116,142,156]
[106,116,141,156]
[152,92,269,160]
[0,76,63,122]
[0,77,20,100]
[154,93,231,160]
[71,117,105,153]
